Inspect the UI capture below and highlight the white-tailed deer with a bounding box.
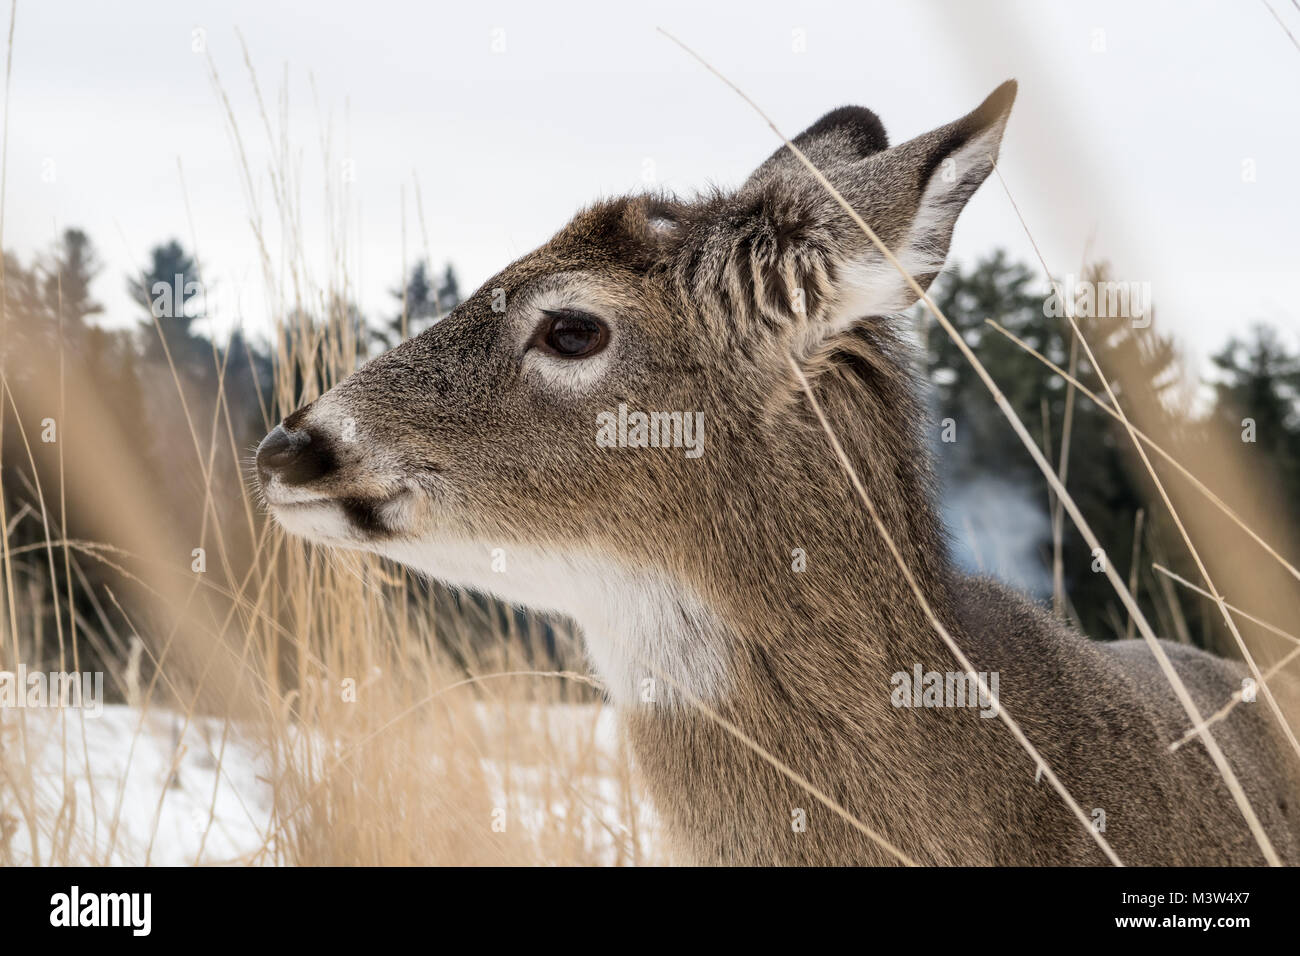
[257,81,1300,865]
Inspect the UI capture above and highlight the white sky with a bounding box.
[5,0,1299,369]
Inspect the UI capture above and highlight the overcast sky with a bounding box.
[6,0,1299,370]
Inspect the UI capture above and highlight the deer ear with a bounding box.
[836,79,1017,318]
[747,105,891,184]
[734,81,1016,342]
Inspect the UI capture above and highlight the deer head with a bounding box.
[257,82,1016,706]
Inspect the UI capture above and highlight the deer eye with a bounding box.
[533,309,609,359]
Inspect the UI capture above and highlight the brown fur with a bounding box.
[257,82,1300,865]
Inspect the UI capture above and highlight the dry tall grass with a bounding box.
[0,43,658,867]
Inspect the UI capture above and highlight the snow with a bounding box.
[472,702,661,864]
[0,704,274,866]
[0,701,658,865]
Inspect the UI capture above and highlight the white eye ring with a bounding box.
[525,340,615,394]
[516,281,618,395]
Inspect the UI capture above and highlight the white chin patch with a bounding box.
[378,537,732,708]
[270,501,354,543]
[272,509,734,708]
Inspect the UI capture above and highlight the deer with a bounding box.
[256,80,1300,865]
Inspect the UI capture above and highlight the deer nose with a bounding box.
[256,424,332,487]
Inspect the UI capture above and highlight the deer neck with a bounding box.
[602,540,1004,865]
[584,436,1010,863]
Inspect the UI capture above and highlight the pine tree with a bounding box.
[42,228,104,326]
[1212,324,1300,503]
[923,253,1190,645]
[377,260,463,346]
[130,239,203,361]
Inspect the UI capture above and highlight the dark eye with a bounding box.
[534,309,609,359]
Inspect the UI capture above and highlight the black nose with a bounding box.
[256,424,333,487]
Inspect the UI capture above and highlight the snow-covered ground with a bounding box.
[473,702,661,864]
[0,705,275,865]
[0,701,657,865]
